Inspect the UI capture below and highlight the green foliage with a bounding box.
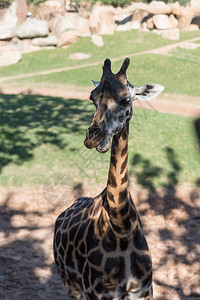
[0,0,12,7]
[99,0,131,7]
[27,0,47,6]
[141,0,190,5]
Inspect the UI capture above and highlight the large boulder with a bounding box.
[17,19,49,39]
[50,15,74,38]
[57,30,78,47]
[116,22,132,32]
[176,0,200,30]
[146,17,154,30]
[131,20,141,30]
[89,4,115,35]
[0,0,27,25]
[188,24,199,31]
[0,23,17,40]
[16,38,41,54]
[0,0,18,25]
[16,0,28,24]
[35,0,64,22]
[67,14,91,37]
[169,14,178,29]
[0,44,22,66]
[32,35,58,46]
[78,1,92,19]
[91,34,104,47]
[153,14,172,30]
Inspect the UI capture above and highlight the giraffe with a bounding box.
[54,58,164,299]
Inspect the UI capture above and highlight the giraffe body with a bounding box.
[54,58,164,299]
[54,191,152,300]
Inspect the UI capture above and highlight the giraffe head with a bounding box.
[84,58,164,153]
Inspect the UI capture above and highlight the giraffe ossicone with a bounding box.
[54,58,164,299]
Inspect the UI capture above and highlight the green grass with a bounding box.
[0,94,199,188]
[0,30,199,78]
[11,53,200,96]
[170,46,200,62]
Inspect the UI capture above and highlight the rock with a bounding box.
[99,8,115,35]
[89,4,115,35]
[132,9,149,23]
[16,0,28,24]
[169,14,178,29]
[179,42,200,50]
[75,16,91,36]
[17,38,41,53]
[146,17,154,30]
[116,22,132,32]
[0,23,17,40]
[35,0,64,22]
[161,28,180,40]
[79,1,92,19]
[176,0,200,30]
[32,35,58,46]
[153,14,172,30]
[1,0,18,25]
[141,22,149,32]
[152,29,163,35]
[51,15,74,38]
[0,0,27,25]
[188,24,199,31]
[91,34,104,47]
[149,1,171,14]
[67,14,91,37]
[131,20,141,30]
[17,19,49,39]
[115,14,136,31]
[69,52,91,59]
[0,44,22,66]
[57,30,78,47]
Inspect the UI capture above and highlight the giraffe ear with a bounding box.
[92,80,100,88]
[134,83,164,101]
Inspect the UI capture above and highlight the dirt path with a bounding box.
[0,37,200,84]
[1,86,200,117]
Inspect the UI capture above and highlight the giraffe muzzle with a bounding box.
[84,127,111,153]
[84,127,100,149]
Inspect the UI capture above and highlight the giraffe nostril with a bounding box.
[88,127,101,139]
[93,127,101,137]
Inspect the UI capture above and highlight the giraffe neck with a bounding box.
[106,123,136,232]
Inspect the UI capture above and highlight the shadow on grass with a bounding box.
[130,146,200,299]
[130,147,182,192]
[0,93,93,172]
[194,118,200,187]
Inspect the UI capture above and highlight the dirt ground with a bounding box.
[0,182,199,300]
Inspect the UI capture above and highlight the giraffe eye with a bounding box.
[120,97,130,105]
